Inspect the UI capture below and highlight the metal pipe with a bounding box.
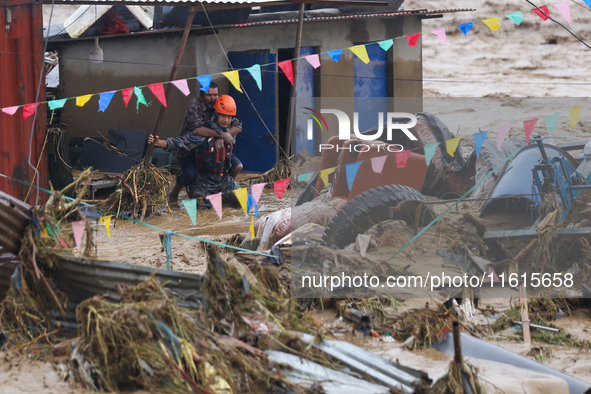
[512,321,560,332]
[452,321,462,364]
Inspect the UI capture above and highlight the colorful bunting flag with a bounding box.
[182,199,198,226]
[424,143,439,166]
[458,22,474,36]
[2,106,19,115]
[71,220,86,249]
[206,192,223,220]
[406,33,421,47]
[274,178,290,200]
[22,103,38,119]
[98,215,112,239]
[446,137,462,157]
[532,5,550,20]
[304,54,321,69]
[122,88,134,108]
[297,172,314,182]
[277,60,294,86]
[98,91,116,112]
[523,118,538,144]
[319,167,336,187]
[378,39,394,52]
[506,11,524,25]
[162,230,172,270]
[76,94,93,107]
[545,112,560,131]
[249,214,255,239]
[430,28,447,45]
[171,79,191,96]
[350,45,370,64]
[371,155,387,173]
[247,189,258,217]
[233,188,249,216]
[147,83,167,107]
[327,49,342,62]
[472,131,488,159]
[553,2,571,25]
[569,106,584,128]
[496,125,513,150]
[246,64,263,90]
[584,0,591,9]
[250,182,267,204]
[222,70,243,93]
[482,17,500,31]
[345,162,362,191]
[197,75,212,92]
[396,150,411,168]
[48,99,67,111]
[133,86,148,111]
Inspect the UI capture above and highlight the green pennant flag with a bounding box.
[424,143,439,166]
[182,199,198,226]
[297,172,314,182]
[246,64,262,91]
[506,11,524,25]
[48,99,67,110]
[133,86,148,112]
[545,112,560,131]
[378,39,394,52]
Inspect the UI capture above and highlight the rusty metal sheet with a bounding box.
[0,251,19,301]
[0,191,32,255]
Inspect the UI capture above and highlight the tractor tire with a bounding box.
[322,184,437,248]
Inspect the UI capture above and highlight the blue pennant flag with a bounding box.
[196,75,212,92]
[98,91,116,112]
[162,230,172,270]
[458,22,474,36]
[247,189,258,217]
[584,0,591,9]
[345,162,362,191]
[327,49,342,62]
[472,131,489,159]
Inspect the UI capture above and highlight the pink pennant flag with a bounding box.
[147,83,167,107]
[304,54,321,69]
[71,220,86,249]
[523,118,538,144]
[277,60,294,86]
[206,192,223,220]
[553,2,571,25]
[406,33,421,47]
[371,155,387,173]
[2,106,19,115]
[496,125,513,150]
[396,150,411,168]
[58,238,68,248]
[430,28,447,45]
[22,103,38,119]
[171,79,191,96]
[274,178,290,200]
[122,88,134,108]
[250,182,267,204]
[532,5,550,20]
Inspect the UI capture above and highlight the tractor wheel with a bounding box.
[322,184,437,248]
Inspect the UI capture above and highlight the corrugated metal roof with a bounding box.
[50,0,311,5]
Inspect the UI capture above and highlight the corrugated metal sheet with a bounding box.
[0,191,32,255]
[0,252,19,301]
[51,0,303,5]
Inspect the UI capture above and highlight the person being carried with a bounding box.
[149,95,241,208]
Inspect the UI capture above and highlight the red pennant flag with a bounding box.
[396,150,411,168]
[532,5,550,20]
[122,88,134,108]
[147,83,167,107]
[22,103,38,119]
[274,178,290,199]
[277,60,294,86]
[523,118,538,144]
[406,33,421,47]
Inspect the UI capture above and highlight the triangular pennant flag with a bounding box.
[345,162,362,191]
[472,131,489,159]
[350,45,370,64]
[196,75,212,92]
[304,54,321,69]
[506,11,524,25]
[2,106,19,115]
[162,230,172,270]
[569,106,584,128]
[182,199,198,226]
[523,118,539,144]
[458,22,474,36]
[76,94,93,107]
[327,49,342,62]
[532,5,550,20]
[482,17,500,31]
[249,214,255,239]
[446,137,462,157]
[430,28,447,45]
[250,182,267,204]
[584,0,591,9]
[48,99,67,111]
[245,64,263,90]
[378,39,393,52]
[371,155,387,173]
[71,220,86,249]
[122,88,134,108]
[553,2,571,25]
[98,215,112,239]
[247,189,258,217]
[233,188,249,216]
[424,143,439,166]
[171,79,191,96]
[206,192,223,220]
[222,70,243,93]
[319,167,336,187]
[545,112,560,131]
[22,103,38,119]
[496,125,513,150]
[396,150,411,168]
[297,172,314,182]
[98,91,116,112]
[133,86,148,111]
[277,60,294,86]
[147,83,167,107]
[406,33,421,47]
[274,178,290,200]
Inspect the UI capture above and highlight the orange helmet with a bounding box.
[214,95,236,116]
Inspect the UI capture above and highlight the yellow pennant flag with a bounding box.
[249,214,255,239]
[40,227,49,239]
[569,106,584,128]
[222,70,243,93]
[446,137,462,157]
[76,94,93,107]
[320,167,337,187]
[350,45,370,64]
[233,188,249,216]
[482,17,500,31]
[99,215,113,239]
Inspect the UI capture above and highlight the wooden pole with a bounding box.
[145,7,197,165]
[519,283,531,344]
